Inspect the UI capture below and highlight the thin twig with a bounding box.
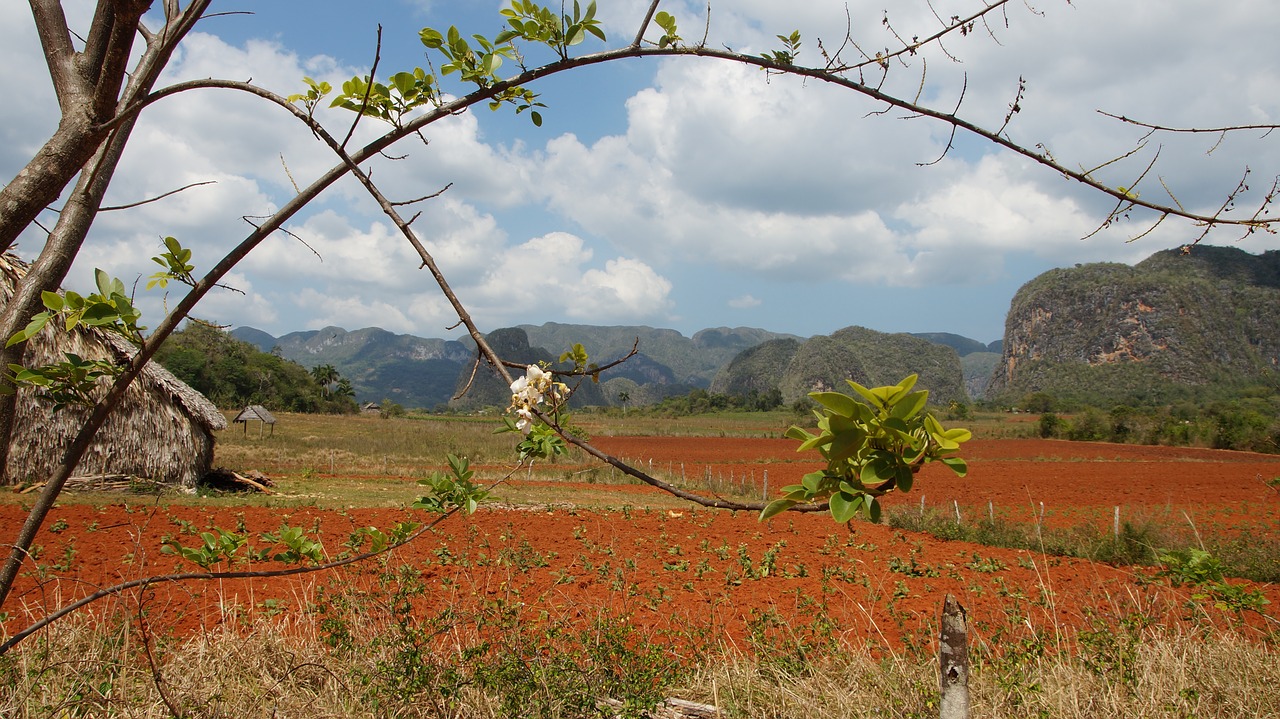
[99,181,216,212]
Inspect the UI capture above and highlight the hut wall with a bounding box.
[5,314,216,488]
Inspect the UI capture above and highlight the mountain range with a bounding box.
[230,244,1279,411]
[232,323,993,409]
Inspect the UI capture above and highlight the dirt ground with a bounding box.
[3,438,1278,651]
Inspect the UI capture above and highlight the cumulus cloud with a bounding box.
[4,1,1276,341]
[467,232,674,325]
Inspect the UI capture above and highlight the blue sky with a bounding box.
[4,0,1278,345]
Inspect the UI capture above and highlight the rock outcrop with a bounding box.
[988,245,1280,405]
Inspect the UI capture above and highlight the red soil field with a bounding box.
[3,438,1278,652]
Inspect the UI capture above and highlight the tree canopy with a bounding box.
[155,322,357,413]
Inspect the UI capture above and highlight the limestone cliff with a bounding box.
[988,245,1280,405]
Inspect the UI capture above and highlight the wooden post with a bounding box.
[762,470,768,500]
[1114,506,1120,539]
[939,594,970,719]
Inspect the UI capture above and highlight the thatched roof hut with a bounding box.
[1,254,227,488]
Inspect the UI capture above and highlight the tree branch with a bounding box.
[632,0,663,49]
[98,180,216,212]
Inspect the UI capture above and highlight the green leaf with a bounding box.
[784,425,815,443]
[94,268,113,297]
[420,27,444,48]
[810,391,858,418]
[829,491,862,523]
[860,453,897,485]
[896,465,915,492]
[890,390,929,420]
[866,496,882,523]
[391,71,416,97]
[844,379,882,409]
[894,374,918,395]
[939,456,968,477]
[827,425,868,462]
[760,498,795,521]
[6,313,51,347]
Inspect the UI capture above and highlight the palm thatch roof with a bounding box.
[232,405,276,424]
[1,253,226,488]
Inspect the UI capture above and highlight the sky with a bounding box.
[2,1,1278,345]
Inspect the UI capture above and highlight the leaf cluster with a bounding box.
[558,342,601,382]
[146,236,196,290]
[762,374,970,524]
[413,453,489,514]
[328,68,439,127]
[497,0,605,58]
[161,523,333,569]
[4,268,145,409]
[160,528,246,570]
[6,354,122,411]
[760,31,802,66]
[1158,547,1271,613]
[653,11,680,49]
[7,269,143,348]
[285,76,334,115]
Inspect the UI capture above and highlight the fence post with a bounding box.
[939,594,970,719]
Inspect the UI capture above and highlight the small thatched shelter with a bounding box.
[232,405,277,436]
[1,254,227,489]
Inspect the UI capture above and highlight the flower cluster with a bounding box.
[508,364,565,432]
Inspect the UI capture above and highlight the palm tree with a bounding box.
[618,390,630,415]
[335,377,355,399]
[310,364,338,396]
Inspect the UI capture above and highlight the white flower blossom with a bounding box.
[507,364,568,434]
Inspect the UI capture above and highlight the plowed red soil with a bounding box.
[4,438,1278,652]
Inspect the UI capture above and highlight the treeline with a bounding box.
[1026,392,1280,454]
[154,322,358,414]
[635,388,786,416]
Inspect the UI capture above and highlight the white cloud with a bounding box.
[4,0,1277,341]
[468,232,674,324]
[572,258,674,318]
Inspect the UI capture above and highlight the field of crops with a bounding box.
[3,412,1279,717]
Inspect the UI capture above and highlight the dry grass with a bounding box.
[2,605,1276,718]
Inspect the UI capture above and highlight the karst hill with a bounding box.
[987,245,1280,406]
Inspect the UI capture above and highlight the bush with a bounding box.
[1066,407,1109,442]
[1037,412,1062,438]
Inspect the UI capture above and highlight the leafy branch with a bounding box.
[761,375,970,523]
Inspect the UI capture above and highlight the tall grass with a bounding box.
[3,586,1277,718]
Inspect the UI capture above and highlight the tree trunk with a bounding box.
[0,0,212,606]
